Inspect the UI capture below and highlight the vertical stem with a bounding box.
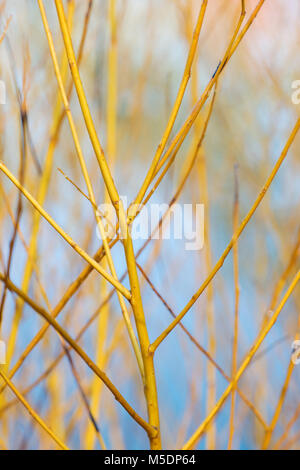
[262,359,295,449]
[7,0,75,367]
[123,229,161,449]
[53,0,161,449]
[228,165,240,450]
[132,0,208,211]
[86,0,118,448]
[107,0,117,168]
[185,3,217,447]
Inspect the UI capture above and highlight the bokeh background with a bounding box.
[0,0,300,450]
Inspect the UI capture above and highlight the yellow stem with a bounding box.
[0,161,131,300]
[54,0,161,448]
[0,272,155,438]
[38,0,144,380]
[132,0,208,211]
[150,117,300,352]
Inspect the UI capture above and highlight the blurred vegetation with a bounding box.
[0,0,299,450]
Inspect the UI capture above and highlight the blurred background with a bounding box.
[0,0,300,450]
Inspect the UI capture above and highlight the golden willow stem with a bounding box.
[107,0,117,167]
[149,117,300,353]
[0,100,214,398]
[111,1,264,230]
[0,16,11,45]
[54,0,160,448]
[0,1,266,448]
[258,233,300,448]
[187,9,217,444]
[0,0,265,412]
[0,272,155,438]
[182,268,300,450]
[132,0,208,210]
[5,0,267,394]
[273,403,300,450]
[0,370,69,450]
[0,309,124,417]
[85,0,118,449]
[1,153,267,433]
[138,262,267,430]
[0,243,109,394]
[142,0,264,202]
[0,161,131,300]
[262,357,295,449]
[8,1,77,368]
[37,0,144,382]
[228,166,240,450]
[54,0,119,205]
[129,0,248,220]
[155,7,245,178]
